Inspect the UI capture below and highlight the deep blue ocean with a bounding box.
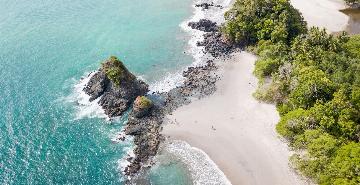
[0,0,194,184]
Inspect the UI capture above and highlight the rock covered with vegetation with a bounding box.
[83,56,148,117]
[132,96,153,118]
[224,0,360,184]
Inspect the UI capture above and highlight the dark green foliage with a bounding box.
[271,31,360,185]
[224,0,360,183]
[223,0,307,45]
[101,56,135,86]
[345,34,360,59]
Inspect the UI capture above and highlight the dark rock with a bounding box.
[188,19,218,32]
[119,60,222,181]
[195,2,223,10]
[125,162,141,176]
[197,32,236,58]
[162,60,219,112]
[123,105,163,178]
[195,2,213,9]
[83,71,110,101]
[83,56,148,117]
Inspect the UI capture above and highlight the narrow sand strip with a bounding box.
[163,52,309,185]
[290,0,349,32]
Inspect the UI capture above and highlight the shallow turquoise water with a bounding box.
[0,0,193,184]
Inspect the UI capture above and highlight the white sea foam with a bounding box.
[154,1,235,184]
[148,0,207,93]
[148,0,234,94]
[65,71,109,120]
[118,146,135,170]
[149,72,185,93]
[162,140,232,185]
[117,143,135,179]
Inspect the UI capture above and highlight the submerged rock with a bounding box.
[83,56,148,117]
[188,19,218,32]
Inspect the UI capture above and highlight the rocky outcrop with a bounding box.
[197,32,236,58]
[123,98,162,179]
[83,56,148,117]
[195,2,223,10]
[132,96,153,118]
[82,55,221,181]
[188,19,218,32]
[120,61,220,182]
[81,1,239,181]
[163,60,219,112]
[84,71,110,102]
[187,18,237,58]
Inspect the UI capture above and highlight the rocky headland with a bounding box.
[83,56,148,117]
[82,2,238,183]
[81,0,360,184]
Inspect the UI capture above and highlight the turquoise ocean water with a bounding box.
[0,0,194,184]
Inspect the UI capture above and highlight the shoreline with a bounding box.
[162,52,309,185]
[75,0,359,184]
[159,0,358,184]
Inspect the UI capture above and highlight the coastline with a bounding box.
[73,0,359,184]
[160,0,357,184]
[162,52,309,185]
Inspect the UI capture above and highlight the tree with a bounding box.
[223,0,307,45]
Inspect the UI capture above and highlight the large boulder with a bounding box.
[83,56,149,117]
[132,96,153,118]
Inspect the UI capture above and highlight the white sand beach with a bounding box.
[290,0,349,32]
[162,52,309,185]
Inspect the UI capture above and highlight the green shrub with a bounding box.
[223,0,307,45]
[270,28,360,185]
[289,66,335,109]
[321,142,360,185]
[101,56,135,86]
[345,34,360,59]
[135,96,152,109]
[224,0,360,183]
